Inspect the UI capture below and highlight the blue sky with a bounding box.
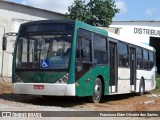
[115,0,160,20]
[8,0,160,21]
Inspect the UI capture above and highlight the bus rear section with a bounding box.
[13,20,76,96]
[108,33,156,96]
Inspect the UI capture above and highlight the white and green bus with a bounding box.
[3,20,156,103]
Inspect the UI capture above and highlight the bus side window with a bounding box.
[81,38,92,62]
[149,51,154,69]
[136,48,143,69]
[143,50,149,70]
[93,35,108,65]
[118,42,129,67]
[76,37,92,62]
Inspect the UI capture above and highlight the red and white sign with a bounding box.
[34,85,44,90]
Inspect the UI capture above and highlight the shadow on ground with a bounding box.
[0,93,138,108]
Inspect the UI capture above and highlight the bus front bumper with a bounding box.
[13,83,75,96]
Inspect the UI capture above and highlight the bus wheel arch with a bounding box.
[89,76,104,103]
[138,77,145,96]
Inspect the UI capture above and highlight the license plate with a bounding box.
[34,85,44,90]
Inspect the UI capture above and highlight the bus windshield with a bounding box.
[16,34,72,70]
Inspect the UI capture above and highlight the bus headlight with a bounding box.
[62,77,68,83]
[57,74,68,84]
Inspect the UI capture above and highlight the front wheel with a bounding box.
[89,78,102,103]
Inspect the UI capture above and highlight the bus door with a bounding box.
[130,47,136,91]
[76,29,92,81]
[109,41,118,93]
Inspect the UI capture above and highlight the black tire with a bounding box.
[42,95,54,99]
[89,78,102,103]
[138,78,145,96]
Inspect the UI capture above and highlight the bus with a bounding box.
[3,20,156,103]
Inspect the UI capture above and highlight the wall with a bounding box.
[110,21,160,44]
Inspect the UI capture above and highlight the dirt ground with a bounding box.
[0,80,160,111]
[0,80,13,94]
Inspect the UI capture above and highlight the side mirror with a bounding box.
[2,36,7,51]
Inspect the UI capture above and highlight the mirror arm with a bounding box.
[2,32,17,51]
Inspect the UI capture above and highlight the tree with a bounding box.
[66,0,88,22]
[66,0,119,27]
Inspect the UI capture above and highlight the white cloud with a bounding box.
[145,8,157,17]
[21,0,123,14]
[115,0,127,13]
[21,0,74,13]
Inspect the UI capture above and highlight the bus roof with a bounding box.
[20,19,75,27]
[20,20,108,37]
[108,32,154,51]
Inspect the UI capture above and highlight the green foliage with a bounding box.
[66,0,88,22]
[155,73,160,89]
[66,0,119,27]
[156,78,160,89]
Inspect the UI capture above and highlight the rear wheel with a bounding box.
[89,78,102,103]
[138,78,145,96]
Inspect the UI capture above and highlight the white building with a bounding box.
[0,0,63,77]
[109,21,160,74]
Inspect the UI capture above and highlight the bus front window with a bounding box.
[16,34,72,70]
